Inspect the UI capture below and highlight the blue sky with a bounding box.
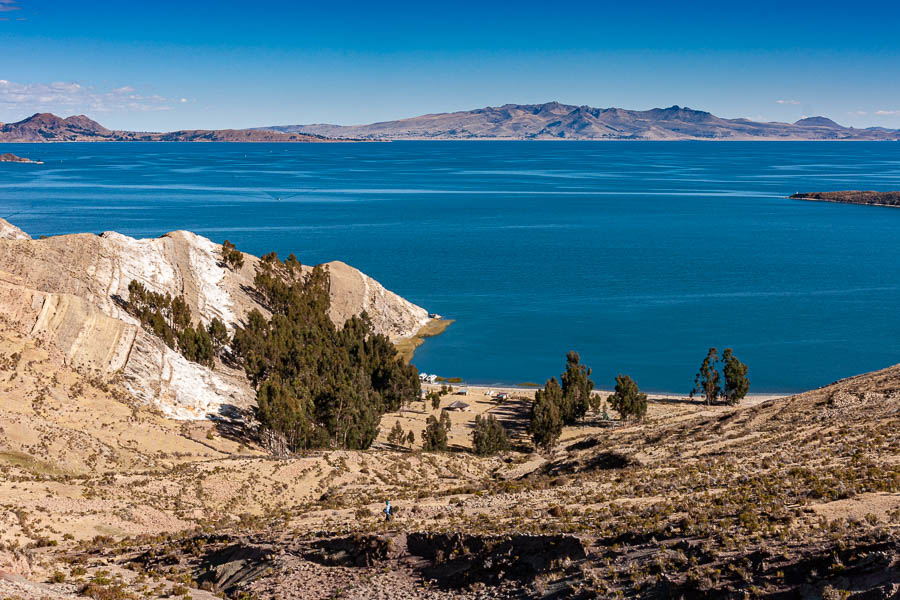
[1,0,899,130]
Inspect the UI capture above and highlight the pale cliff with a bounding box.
[0,220,429,419]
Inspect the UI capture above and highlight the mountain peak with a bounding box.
[794,116,843,128]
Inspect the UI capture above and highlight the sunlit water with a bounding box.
[2,141,899,392]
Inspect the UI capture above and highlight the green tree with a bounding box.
[231,256,420,452]
[207,317,229,357]
[722,348,750,405]
[178,325,214,367]
[607,374,647,420]
[471,414,510,456]
[221,240,244,271]
[691,347,721,405]
[388,421,405,446]
[530,377,563,452]
[406,429,415,448]
[428,390,442,410]
[560,351,594,424]
[422,415,448,451]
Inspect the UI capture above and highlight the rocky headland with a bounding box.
[0,152,42,164]
[791,191,900,207]
[0,113,333,143]
[0,219,429,418]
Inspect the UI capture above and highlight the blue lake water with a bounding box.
[2,141,899,393]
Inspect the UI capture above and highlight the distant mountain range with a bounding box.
[264,102,900,141]
[0,113,329,142]
[3,105,898,143]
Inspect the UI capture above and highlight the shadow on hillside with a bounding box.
[209,404,257,447]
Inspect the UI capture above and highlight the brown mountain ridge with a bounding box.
[265,101,900,141]
[0,113,332,142]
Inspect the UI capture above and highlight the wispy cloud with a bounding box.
[0,0,20,12]
[849,111,868,116]
[875,109,900,116]
[776,99,801,105]
[0,80,174,113]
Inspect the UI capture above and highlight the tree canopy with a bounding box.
[231,254,420,451]
[472,413,510,456]
[530,377,564,452]
[607,374,647,420]
[691,347,750,406]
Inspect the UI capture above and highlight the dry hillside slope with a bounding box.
[0,219,430,418]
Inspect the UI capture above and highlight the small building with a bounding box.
[455,388,469,396]
[496,392,510,401]
[446,400,470,411]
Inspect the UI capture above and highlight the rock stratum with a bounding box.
[0,219,429,419]
[0,113,332,142]
[267,101,900,140]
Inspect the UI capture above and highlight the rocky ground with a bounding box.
[1,336,898,598]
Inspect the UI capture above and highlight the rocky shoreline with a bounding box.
[790,190,900,207]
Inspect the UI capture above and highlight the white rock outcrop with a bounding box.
[0,219,431,419]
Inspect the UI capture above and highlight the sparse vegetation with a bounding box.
[126,280,214,367]
[221,239,245,270]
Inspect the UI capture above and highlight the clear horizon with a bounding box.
[2,0,899,131]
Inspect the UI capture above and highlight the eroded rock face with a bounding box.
[0,219,430,419]
[0,219,30,241]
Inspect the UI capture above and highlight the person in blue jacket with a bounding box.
[384,500,393,521]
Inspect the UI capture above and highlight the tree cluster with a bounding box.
[126,280,222,367]
[387,421,415,448]
[529,351,594,452]
[230,253,420,451]
[221,240,245,271]
[422,410,451,451]
[471,413,510,456]
[691,347,750,405]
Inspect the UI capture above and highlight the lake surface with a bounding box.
[2,141,899,393]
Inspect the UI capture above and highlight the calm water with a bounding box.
[2,141,899,393]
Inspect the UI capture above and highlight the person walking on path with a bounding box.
[384,500,393,522]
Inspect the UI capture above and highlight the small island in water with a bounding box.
[0,152,43,164]
[791,190,900,207]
